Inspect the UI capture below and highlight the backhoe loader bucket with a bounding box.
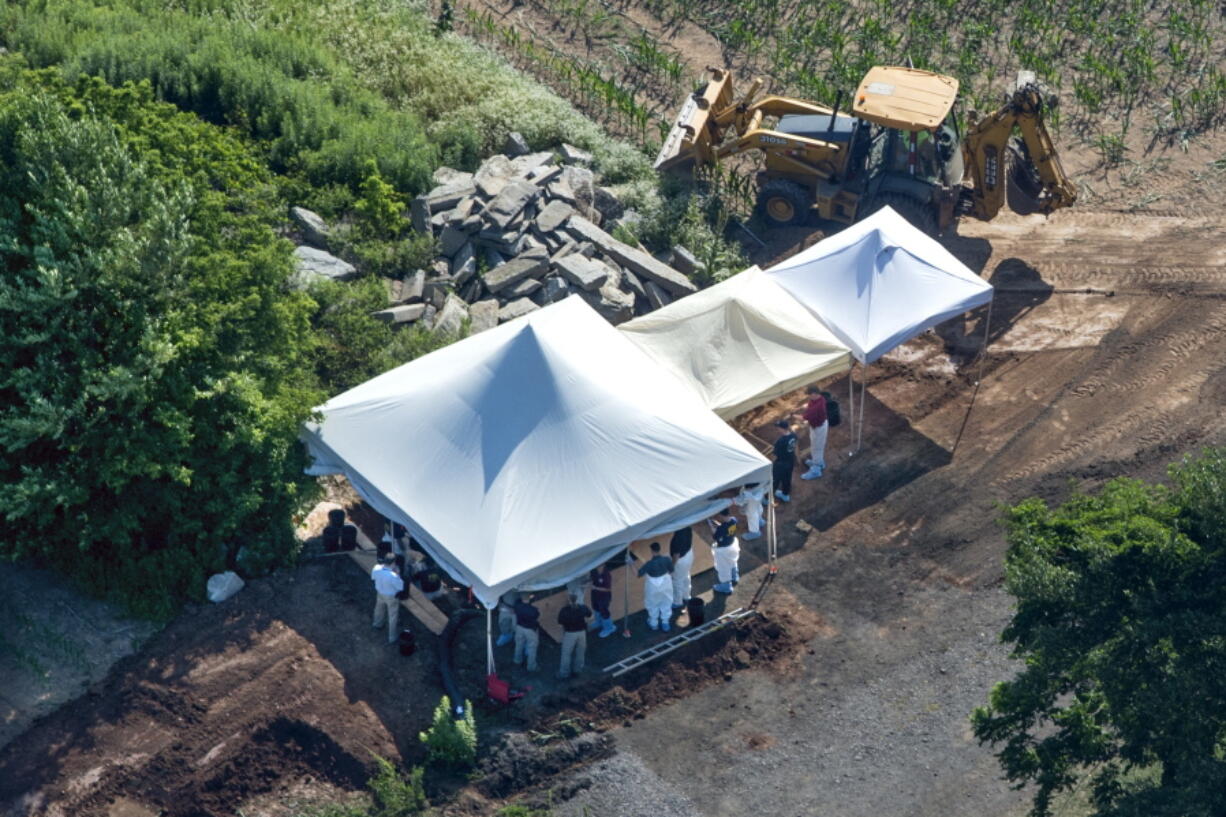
[654,68,734,173]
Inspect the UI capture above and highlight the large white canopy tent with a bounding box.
[619,265,853,419]
[765,206,994,448]
[300,296,772,609]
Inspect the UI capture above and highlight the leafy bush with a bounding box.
[367,756,427,817]
[419,695,477,768]
[0,0,437,194]
[0,69,320,618]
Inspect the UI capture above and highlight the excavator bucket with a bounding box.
[654,68,735,173]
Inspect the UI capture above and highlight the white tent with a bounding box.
[300,296,771,607]
[619,266,852,419]
[764,206,993,365]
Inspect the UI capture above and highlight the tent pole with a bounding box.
[767,492,777,565]
[976,300,994,386]
[856,364,868,453]
[622,549,632,638]
[847,363,856,457]
[485,608,494,676]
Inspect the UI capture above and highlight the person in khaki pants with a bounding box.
[556,593,593,679]
[370,552,404,644]
[513,594,541,672]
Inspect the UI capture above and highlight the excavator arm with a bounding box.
[655,68,846,175]
[961,72,1077,220]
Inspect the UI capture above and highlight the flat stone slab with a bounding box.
[565,216,696,295]
[469,299,500,333]
[432,293,469,336]
[401,269,425,303]
[554,253,609,292]
[372,303,426,324]
[423,181,476,213]
[504,277,542,299]
[290,206,330,249]
[535,199,575,235]
[484,180,540,229]
[293,246,358,282]
[559,143,593,164]
[498,297,540,323]
[483,255,548,294]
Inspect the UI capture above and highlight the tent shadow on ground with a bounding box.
[935,257,1054,360]
[746,374,952,551]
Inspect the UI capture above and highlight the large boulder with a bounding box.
[579,283,635,325]
[290,206,330,249]
[293,246,358,282]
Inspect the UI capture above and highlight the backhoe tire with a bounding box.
[756,179,810,228]
[864,193,937,236]
[1006,136,1044,215]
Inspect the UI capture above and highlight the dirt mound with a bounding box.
[0,560,426,817]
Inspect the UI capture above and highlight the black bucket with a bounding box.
[398,628,416,657]
[327,508,347,528]
[340,524,358,551]
[321,525,341,553]
[686,596,705,627]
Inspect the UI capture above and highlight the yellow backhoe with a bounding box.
[655,66,1077,234]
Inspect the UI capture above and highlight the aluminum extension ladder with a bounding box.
[601,607,758,677]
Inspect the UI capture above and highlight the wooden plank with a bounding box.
[347,546,448,637]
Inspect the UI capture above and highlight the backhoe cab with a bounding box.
[655,66,1076,234]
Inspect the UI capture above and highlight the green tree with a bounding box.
[0,75,320,618]
[972,449,1226,817]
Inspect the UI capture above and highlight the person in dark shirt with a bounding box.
[637,542,675,631]
[772,419,798,503]
[669,526,694,610]
[801,386,828,480]
[513,595,540,672]
[589,564,616,638]
[708,509,741,594]
[556,593,592,679]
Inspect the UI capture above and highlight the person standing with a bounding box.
[589,564,617,638]
[735,483,765,540]
[636,542,675,632]
[513,594,541,672]
[556,593,592,679]
[496,590,519,647]
[708,509,741,594]
[669,526,694,611]
[370,552,405,645]
[772,419,798,503]
[801,386,829,480]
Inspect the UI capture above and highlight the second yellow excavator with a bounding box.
[655,66,1077,234]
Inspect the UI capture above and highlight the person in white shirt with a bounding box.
[371,552,405,645]
[735,483,765,540]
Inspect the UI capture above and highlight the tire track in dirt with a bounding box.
[1070,306,1226,397]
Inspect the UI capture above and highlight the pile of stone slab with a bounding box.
[381,138,698,334]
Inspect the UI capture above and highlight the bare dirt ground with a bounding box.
[4,200,1223,816]
[3,4,1226,814]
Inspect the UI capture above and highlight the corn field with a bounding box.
[635,0,1224,146]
